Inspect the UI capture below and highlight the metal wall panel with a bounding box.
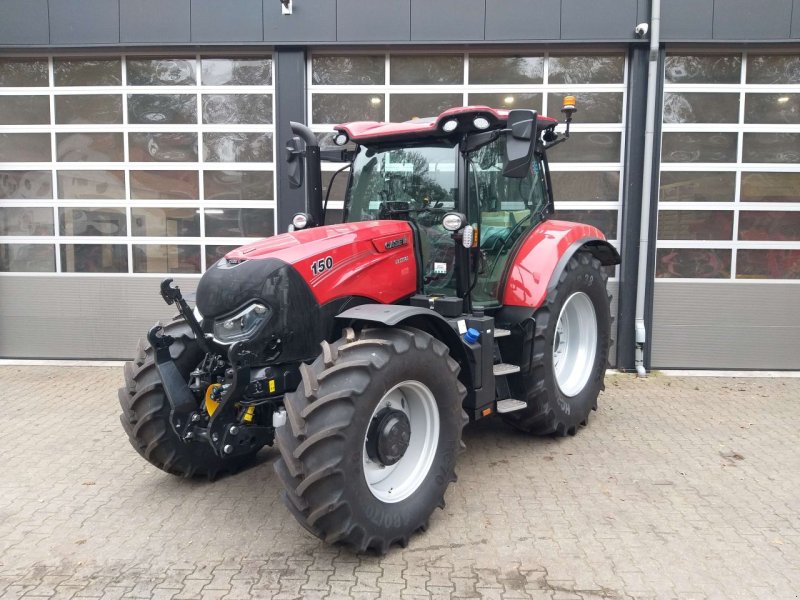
[264,0,336,42]
[652,282,800,369]
[337,0,411,41]
[661,0,714,40]
[120,0,190,43]
[0,0,49,45]
[49,0,120,45]
[191,0,263,42]
[713,0,793,39]
[560,0,638,40]
[411,0,484,41]
[484,0,560,40]
[793,0,800,37]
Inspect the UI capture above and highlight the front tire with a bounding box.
[274,326,467,554]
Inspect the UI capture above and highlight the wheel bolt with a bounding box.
[211,433,219,442]
[191,413,200,422]
[184,431,194,440]
[223,444,234,455]
[229,425,239,435]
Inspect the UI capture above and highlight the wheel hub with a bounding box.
[367,409,411,466]
[552,291,598,397]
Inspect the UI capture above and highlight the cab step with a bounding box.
[494,328,511,338]
[496,399,527,413]
[493,363,520,376]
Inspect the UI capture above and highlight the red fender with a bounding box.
[501,220,619,309]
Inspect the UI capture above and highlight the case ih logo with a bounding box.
[384,237,407,250]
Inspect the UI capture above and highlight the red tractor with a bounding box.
[119,101,620,553]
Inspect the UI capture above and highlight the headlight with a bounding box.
[213,303,270,344]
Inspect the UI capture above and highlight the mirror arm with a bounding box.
[320,148,356,162]
[461,129,505,154]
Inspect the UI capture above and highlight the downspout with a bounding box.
[634,0,661,377]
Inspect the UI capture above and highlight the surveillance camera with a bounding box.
[634,23,649,38]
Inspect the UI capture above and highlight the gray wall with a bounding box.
[3,0,800,47]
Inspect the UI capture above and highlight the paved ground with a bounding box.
[1,366,799,600]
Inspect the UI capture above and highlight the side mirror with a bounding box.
[286,137,304,189]
[502,109,539,179]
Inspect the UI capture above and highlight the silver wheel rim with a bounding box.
[552,291,598,397]
[362,380,440,504]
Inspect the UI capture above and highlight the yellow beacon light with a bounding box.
[562,95,577,112]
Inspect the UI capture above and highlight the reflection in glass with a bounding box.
[739,211,800,241]
[663,92,739,124]
[57,170,125,199]
[746,55,800,84]
[202,94,272,124]
[658,210,733,240]
[0,58,49,87]
[664,54,741,84]
[547,92,623,123]
[744,93,800,124]
[204,132,272,162]
[205,244,239,267]
[549,55,625,84]
[312,93,384,124]
[133,244,201,274]
[131,170,199,200]
[391,55,463,85]
[0,207,54,235]
[59,207,127,236]
[127,58,196,85]
[554,209,618,239]
[469,56,543,84]
[547,132,621,163]
[131,207,200,237]
[661,132,737,163]
[60,244,127,273]
[468,93,541,112]
[389,93,462,123]
[312,55,384,85]
[129,132,198,162]
[55,94,123,124]
[0,171,52,199]
[737,250,800,279]
[325,209,343,225]
[203,171,273,200]
[0,133,51,162]
[0,96,49,125]
[0,244,55,272]
[322,170,349,204]
[656,248,731,278]
[127,94,197,125]
[550,172,620,202]
[54,58,121,86]
[742,133,800,163]
[201,57,272,85]
[741,172,800,202]
[205,208,274,237]
[659,172,735,202]
[56,133,124,162]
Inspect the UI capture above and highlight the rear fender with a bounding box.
[501,220,620,309]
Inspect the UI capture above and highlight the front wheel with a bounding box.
[274,326,467,554]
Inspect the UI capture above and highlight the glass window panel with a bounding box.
[53,58,121,86]
[201,57,272,85]
[59,207,127,236]
[127,58,196,86]
[661,132,738,163]
[663,92,739,124]
[57,170,125,200]
[469,55,543,84]
[131,170,199,200]
[56,132,124,162]
[659,172,736,202]
[0,58,49,87]
[548,55,625,84]
[131,207,200,237]
[664,54,741,84]
[128,132,198,162]
[0,207,54,235]
[657,210,733,240]
[203,132,272,162]
[0,96,49,125]
[202,94,272,124]
[389,93,462,123]
[60,244,127,273]
[468,93,542,113]
[738,211,800,241]
[391,55,463,85]
[0,133,51,162]
[547,92,623,123]
[322,170,349,205]
[744,93,800,125]
[742,133,800,163]
[312,93,384,124]
[203,170,273,201]
[325,209,343,225]
[550,172,620,202]
[205,244,239,266]
[55,94,122,124]
[656,248,731,278]
[746,54,800,84]
[553,209,618,239]
[133,244,201,274]
[127,94,197,125]
[741,172,800,202]
[204,208,274,237]
[547,132,621,163]
[0,170,52,199]
[0,244,55,272]
[312,55,385,85]
[737,249,800,279]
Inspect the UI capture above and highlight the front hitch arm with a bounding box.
[159,278,212,354]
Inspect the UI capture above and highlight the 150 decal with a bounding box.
[311,256,334,276]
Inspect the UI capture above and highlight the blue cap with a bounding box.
[464,327,480,344]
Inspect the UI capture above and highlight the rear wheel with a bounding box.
[274,326,467,554]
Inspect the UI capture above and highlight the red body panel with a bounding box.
[225,221,417,306]
[502,220,608,309]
